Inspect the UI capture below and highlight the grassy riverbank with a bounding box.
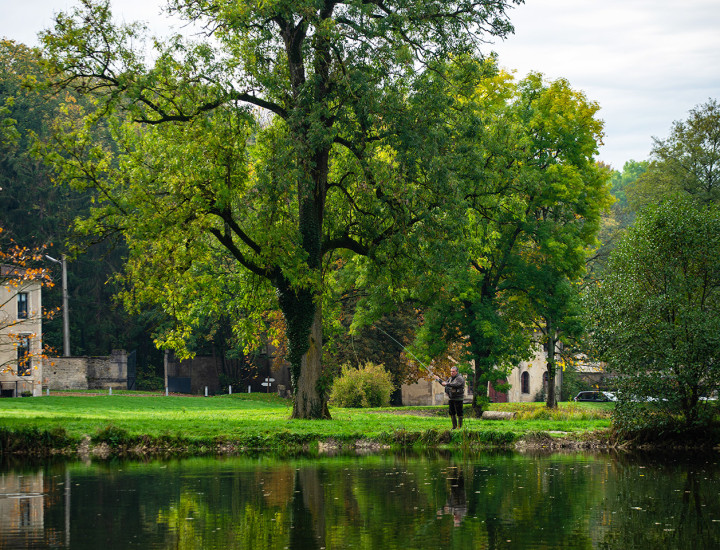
[0,392,617,457]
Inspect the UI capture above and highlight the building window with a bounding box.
[521,371,530,394]
[17,292,28,319]
[543,372,549,387]
[17,336,31,376]
[19,498,31,527]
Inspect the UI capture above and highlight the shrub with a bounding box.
[498,402,612,421]
[329,362,394,408]
[93,425,133,447]
[0,426,75,454]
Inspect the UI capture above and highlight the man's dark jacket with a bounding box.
[444,373,465,400]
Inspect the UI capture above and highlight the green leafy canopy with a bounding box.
[40,0,522,418]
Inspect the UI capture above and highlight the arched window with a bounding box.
[521,371,530,394]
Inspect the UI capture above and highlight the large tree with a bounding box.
[41,0,520,418]
[408,65,610,413]
[588,196,720,432]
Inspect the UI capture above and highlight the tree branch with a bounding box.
[208,226,268,279]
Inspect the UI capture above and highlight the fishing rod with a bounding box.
[370,324,444,382]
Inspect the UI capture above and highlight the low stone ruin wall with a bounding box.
[44,350,127,390]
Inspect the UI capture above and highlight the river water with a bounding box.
[1,450,718,549]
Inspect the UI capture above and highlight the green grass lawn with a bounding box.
[0,392,612,445]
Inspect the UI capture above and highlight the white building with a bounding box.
[401,342,562,405]
[489,344,562,403]
[0,266,43,397]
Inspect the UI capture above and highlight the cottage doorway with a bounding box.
[488,379,508,403]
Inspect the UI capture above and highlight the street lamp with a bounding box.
[45,254,70,357]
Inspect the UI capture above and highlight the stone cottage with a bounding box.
[0,267,43,397]
[401,342,562,405]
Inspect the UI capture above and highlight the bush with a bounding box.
[92,425,133,447]
[0,426,75,454]
[329,362,394,408]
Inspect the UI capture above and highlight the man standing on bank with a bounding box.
[436,366,465,429]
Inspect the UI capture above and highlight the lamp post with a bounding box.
[45,254,70,357]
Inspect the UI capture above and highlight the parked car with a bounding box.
[573,391,617,402]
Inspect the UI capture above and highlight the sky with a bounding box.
[3,0,720,171]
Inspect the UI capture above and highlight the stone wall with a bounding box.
[43,357,88,390]
[401,378,447,406]
[401,376,475,406]
[44,350,127,390]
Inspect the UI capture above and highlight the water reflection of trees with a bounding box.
[4,452,720,549]
[597,452,720,549]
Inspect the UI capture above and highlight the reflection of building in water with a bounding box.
[0,471,45,544]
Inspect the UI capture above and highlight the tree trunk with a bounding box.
[471,347,494,418]
[291,304,331,419]
[291,469,325,548]
[545,323,558,409]
[546,364,557,409]
[471,368,484,417]
[390,385,403,407]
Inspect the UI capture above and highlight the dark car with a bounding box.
[573,391,616,402]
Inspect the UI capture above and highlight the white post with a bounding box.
[46,388,50,396]
[248,385,251,393]
[205,386,208,397]
[109,387,112,396]
[229,385,232,395]
[165,387,169,396]
[163,349,168,395]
